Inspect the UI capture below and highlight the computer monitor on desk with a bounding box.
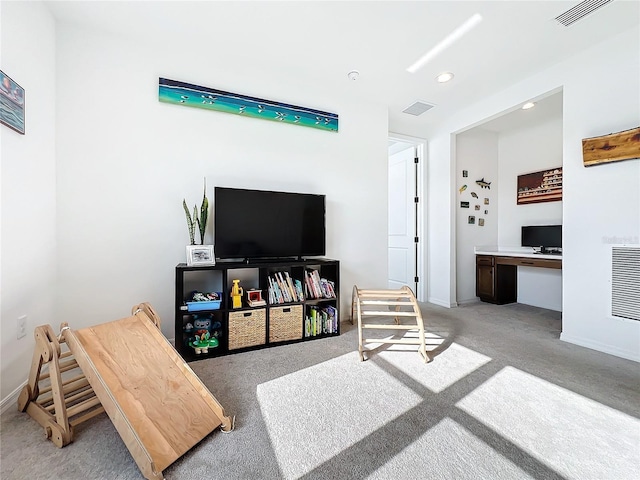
[522,225,562,254]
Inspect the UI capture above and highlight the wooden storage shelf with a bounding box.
[175,258,340,361]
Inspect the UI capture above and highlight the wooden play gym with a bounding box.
[351,285,429,363]
[18,302,233,480]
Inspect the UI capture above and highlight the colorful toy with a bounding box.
[247,289,266,307]
[189,331,219,354]
[193,316,212,337]
[185,315,222,353]
[231,279,243,308]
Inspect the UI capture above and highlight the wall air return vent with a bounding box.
[403,101,435,116]
[612,246,640,321]
[555,0,613,27]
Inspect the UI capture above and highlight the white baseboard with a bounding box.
[428,297,456,308]
[560,333,640,363]
[457,298,481,306]
[1,380,26,415]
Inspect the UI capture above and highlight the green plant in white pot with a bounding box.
[183,179,209,245]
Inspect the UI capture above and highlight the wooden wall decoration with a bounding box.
[517,167,562,205]
[582,126,640,167]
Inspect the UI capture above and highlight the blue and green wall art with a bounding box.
[158,78,338,132]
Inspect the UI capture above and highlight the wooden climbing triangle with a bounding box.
[18,302,233,480]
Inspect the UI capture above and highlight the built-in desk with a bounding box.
[474,247,562,304]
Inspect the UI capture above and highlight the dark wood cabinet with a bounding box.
[476,255,495,300]
[476,255,517,304]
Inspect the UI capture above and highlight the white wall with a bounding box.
[497,118,563,311]
[455,130,499,303]
[427,134,454,307]
[54,24,389,336]
[426,27,640,361]
[560,31,640,360]
[0,1,57,401]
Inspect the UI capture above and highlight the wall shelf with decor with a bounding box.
[175,258,340,362]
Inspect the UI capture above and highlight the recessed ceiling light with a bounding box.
[436,72,454,83]
[522,102,536,110]
[407,13,483,73]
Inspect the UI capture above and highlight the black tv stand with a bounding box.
[175,258,340,362]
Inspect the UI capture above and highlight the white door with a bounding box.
[388,144,416,291]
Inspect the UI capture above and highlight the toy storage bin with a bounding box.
[186,292,223,312]
[186,300,221,312]
[228,309,266,350]
[269,305,303,342]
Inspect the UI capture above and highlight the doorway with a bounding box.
[388,133,426,301]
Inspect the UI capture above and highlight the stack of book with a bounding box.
[304,269,336,299]
[267,271,304,304]
[305,305,338,337]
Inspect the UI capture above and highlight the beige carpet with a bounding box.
[1,301,639,480]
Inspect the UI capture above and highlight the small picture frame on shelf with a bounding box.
[186,245,215,266]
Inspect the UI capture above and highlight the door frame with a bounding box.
[388,132,427,302]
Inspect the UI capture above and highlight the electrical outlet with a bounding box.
[17,315,27,339]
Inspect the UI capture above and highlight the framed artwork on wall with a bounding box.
[517,167,562,205]
[159,77,338,132]
[0,70,25,134]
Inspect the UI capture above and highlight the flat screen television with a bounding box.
[214,187,326,260]
[521,225,562,253]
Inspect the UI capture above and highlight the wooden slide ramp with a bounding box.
[18,303,233,480]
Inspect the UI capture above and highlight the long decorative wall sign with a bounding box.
[517,167,562,205]
[158,78,338,132]
[582,126,640,167]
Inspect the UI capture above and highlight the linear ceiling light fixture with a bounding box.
[407,13,483,73]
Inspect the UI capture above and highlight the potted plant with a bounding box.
[183,178,209,245]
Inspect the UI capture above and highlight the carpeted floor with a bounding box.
[1,301,639,480]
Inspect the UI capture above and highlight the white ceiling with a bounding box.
[45,1,639,133]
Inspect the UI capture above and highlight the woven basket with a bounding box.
[228,309,266,350]
[269,305,303,343]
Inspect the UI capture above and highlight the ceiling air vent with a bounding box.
[403,101,435,116]
[555,0,613,27]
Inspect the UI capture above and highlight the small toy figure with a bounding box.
[189,331,219,354]
[231,279,243,308]
[188,315,222,354]
[193,316,212,337]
